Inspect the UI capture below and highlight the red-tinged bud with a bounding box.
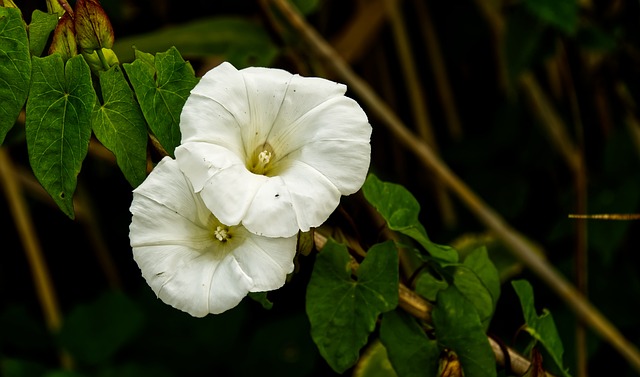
[48,12,77,61]
[74,0,114,53]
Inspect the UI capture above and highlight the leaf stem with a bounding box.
[96,48,110,71]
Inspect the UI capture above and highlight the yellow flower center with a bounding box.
[248,143,276,176]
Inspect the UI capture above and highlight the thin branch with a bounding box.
[384,0,457,228]
[262,0,640,372]
[0,147,74,370]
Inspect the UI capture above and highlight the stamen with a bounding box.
[214,226,230,241]
[258,150,272,164]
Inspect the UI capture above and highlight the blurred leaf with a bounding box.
[25,54,95,218]
[504,8,547,81]
[523,0,578,35]
[0,358,47,377]
[95,363,172,377]
[58,290,144,365]
[0,305,52,351]
[432,286,497,377]
[113,17,279,68]
[353,341,398,377]
[576,25,617,52]
[248,291,274,310]
[380,310,439,377]
[28,9,59,57]
[0,7,30,145]
[292,0,321,15]
[362,174,458,263]
[512,280,571,377]
[306,240,399,373]
[92,64,148,187]
[240,313,318,377]
[123,47,197,156]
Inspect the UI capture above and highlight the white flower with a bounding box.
[175,62,372,238]
[129,157,297,317]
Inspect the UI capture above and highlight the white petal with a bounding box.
[279,159,342,231]
[180,62,250,147]
[287,139,371,195]
[241,176,300,238]
[230,227,297,291]
[176,142,269,227]
[130,158,254,316]
[240,66,295,151]
[133,244,253,316]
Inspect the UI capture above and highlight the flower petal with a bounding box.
[133,244,253,316]
[241,176,300,237]
[230,227,297,291]
[176,142,268,226]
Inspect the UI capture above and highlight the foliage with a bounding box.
[2,0,640,376]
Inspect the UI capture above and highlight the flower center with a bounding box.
[213,226,231,242]
[248,143,276,176]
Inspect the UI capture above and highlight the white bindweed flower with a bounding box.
[129,157,297,317]
[175,62,372,238]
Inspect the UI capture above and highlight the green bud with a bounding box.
[82,47,119,73]
[48,12,77,61]
[46,0,65,17]
[74,0,114,52]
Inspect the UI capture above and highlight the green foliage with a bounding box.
[432,286,497,377]
[25,54,96,218]
[58,291,144,366]
[380,310,439,377]
[113,17,279,68]
[512,280,571,377]
[362,174,458,263]
[123,47,197,157]
[522,0,578,35]
[92,64,148,187]
[28,10,59,57]
[306,240,399,373]
[0,7,30,144]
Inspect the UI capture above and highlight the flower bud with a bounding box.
[45,0,65,17]
[74,0,114,53]
[48,12,77,61]
[82,47,119,73]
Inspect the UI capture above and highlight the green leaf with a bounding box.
[512,280,571,377]
[523,0,578,35]
[446,247,501,330]
[463,247,500,308]
[58,291,144,365]
[432,286,497,377]
[113,17,279,68]
[123,47,197,156]
[353,341,398,377]
[25,54,96,218]
[306,240,399,373]
[92,64,148,187]
[414,271,448,302]
[362,174,458,263]
[380,310,439,377]
[28,9,59,57]
[449,266,494,330]
[0,7,30,145]
[292,0,321,15]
